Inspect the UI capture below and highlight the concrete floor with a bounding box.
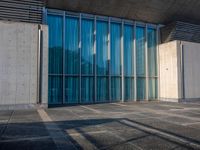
[0,102,200,150]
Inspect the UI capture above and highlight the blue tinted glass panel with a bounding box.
[111,77,121,101]
[48,15,63,74]
[124,25,134,76]
[96,21,108,75]
[124,77,134,101]
[136,27,145,76]
[65,77,79,103]
[81,77,94,103]
[149,78,158,99]
[48,76,63,104]
[65,17,79,74]
[97,77,109,102]
[81,19,94,75]
[137,78,146,100]
[148,28,157,77]
[110,23,121,75]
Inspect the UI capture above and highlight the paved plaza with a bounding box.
[1,102,200,150]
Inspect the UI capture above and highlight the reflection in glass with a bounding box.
[137,78,146,100]
[96,21,108,75]
[136,26,146,100]
[65,77,79,103]
[124,24,134,76]
[149,78,158,99]
[48,76,63,104]
[65,17,79,74]
[136,26,145,76]
[124,77,134,101]
[81,19,94,75]
[47,11,159,104]
[111,77,121,101]
[48,15,63,74]
[148,28,157,77]
[148,28,157,99]
[81,77,94,103]
[97,77,109,102]
[110,23,121,75]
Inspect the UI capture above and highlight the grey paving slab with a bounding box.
[131,135,187,150]
[0,110,13,120]
[0,137,57,150]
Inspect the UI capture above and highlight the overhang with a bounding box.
[45,0,200,25]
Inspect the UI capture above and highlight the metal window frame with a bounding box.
[94,16,97,103]
[145,24,149,101]
[121,20,124,102]
[108,17,111,102]
[134,22,137,101]
[63,11,65,104]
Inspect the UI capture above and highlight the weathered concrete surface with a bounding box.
[0,21,48,108]
[159,40,200,102]
[46,0,200,25]
[0,102,200,150]
[182,41,200,99]
[159,41,180,101]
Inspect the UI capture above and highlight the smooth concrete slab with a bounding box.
[0,102,200,150]
[46,0,200,25]
[0,20,48,107]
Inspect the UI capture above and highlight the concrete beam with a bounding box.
[46,0,200,25]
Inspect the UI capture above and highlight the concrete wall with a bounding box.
[0,20,48,109]
[182,41,200,99]
[159,41,180,101]
[159,40,200,102]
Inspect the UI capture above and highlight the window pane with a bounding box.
[148,28,157,77]
[81,77,94,103]
[111,77,121,101]
[97,77,109,102]
[137,78,146,100]
[149,78,158,100]
[96,21,108,75]
[48,76,63,104]
[65,17,79,74]
[110,23,121,75]
[65,77,79,103]
[48,15,63,74]
[124,77,134,101]
[136,27,145,76]
[81,19,94,75]
[124,25,134,76]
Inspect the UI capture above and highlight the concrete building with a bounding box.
[0,0,200,109]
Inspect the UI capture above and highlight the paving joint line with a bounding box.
[0,110,14,138]
[121,119,200,150]
[37,109,79,150]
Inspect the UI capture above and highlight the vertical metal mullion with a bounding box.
[156,26,160,100]
[94,16,97,103]
[145,25,149,101]
[108,17,111,102]
[37,26,41,104]
[63,11,65,104]
[79,14,82,104]
[121,21,124,102]
[134,22,137,101]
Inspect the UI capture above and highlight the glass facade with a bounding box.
[47,9,158,105]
